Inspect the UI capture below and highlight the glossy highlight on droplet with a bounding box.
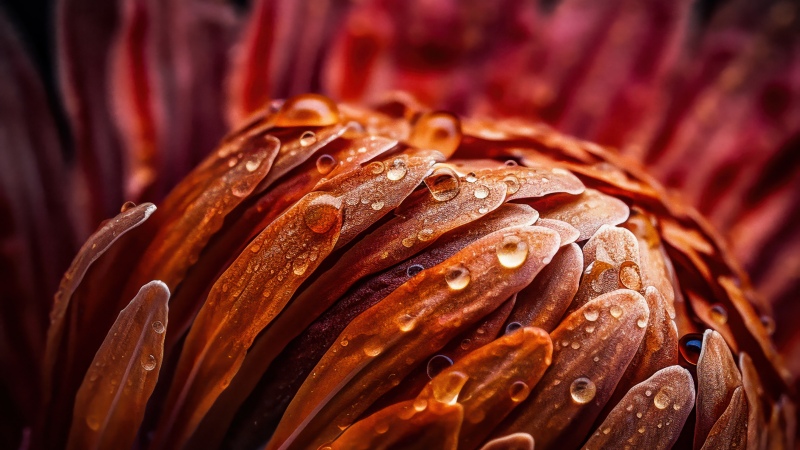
[570,377,596,404]
[445,264,471,290]
[496,234,528,268]
[424,166,460,201]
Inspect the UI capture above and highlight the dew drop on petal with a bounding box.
[413,397,428,411]
[654,387,671,409]
[583,309,599,322]
[274,93,340,127]
[371,200,384,210]
[406,264,424,277]
[152,321,165,334]
[368,161,384,174]
[474,184,490,199]
[424,166,460,201]
[619,261,643,291]
[363,337,383,357]
[427,354,454,379]
[505,322,523,334]
[504,159,518,166]
[299,131,317,146]
[570,377,596,404]
[245,159,262,172]
[503,175,520,195]
[417,228,435,241]
[315,154,337,175]
[709,304,728,325]
[678,333,704,365]
[304,195,341,234]
[445,264,471,290]
[610,305,623,318]
[120,201,136,212]
[761,315,776,335]
[431,370,468,405]
[465,172,477,183]
[637,317,648,328]
[142,354,157,371]
[509,381,531,402]
[496,234,529,268]
[396,314,417,332]
[386,158,408,180]
[460,339,472,350]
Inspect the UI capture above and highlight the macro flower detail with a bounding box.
[27,94,796,449]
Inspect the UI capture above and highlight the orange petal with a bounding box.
[328,399,463,450]
[583,366,695,450]
[694,329,743,449]
[536,189,629,241]
[416,327,552,449]
[479,432,534,450]
[66,280,169,450]
[267,226,560,450]
[700,386,748,450]
[152,191,343,450]
[495,289,649,449]
[535,218,580,247]
[739,353,767,450]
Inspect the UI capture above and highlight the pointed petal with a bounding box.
[479,433,534,450]
[537,189,630,241]
[694,329,743,448]
[151,191,343,450]
[495,289,649,449]
[700,386,748,450]
[535,218,580,247]
[739,353,766,450]
[583,366,695,450]
[66,281,169,450]
[267,226,560,450]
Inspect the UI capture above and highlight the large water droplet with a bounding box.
[274,93,340,127]
[610,305,623,318]
[679,333,703,365]
[152,321,165,334]
[654,387,671,409]
[709,304,728,325]
[431,371,468,405]
[570,377,596,404]
[619,261,643,291]
[473,184,490,199]
[445,264,471,290]
[304,195,341,233]
[315,154,337,175]
[364,337,383,357]
[427,354,454,379]
[386,158,408,181]
[245,159,262,172]
[503,175,520,195]
[496,234,528,268]
[142,354,157,371]
[299,131,317,146]
[408,111,462,156]
[509,381,531,402]
[583,309,599,322]
[424,166,460,201]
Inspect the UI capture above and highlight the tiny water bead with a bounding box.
[496,235,529,268]
[583,309,599,322]
[465,172,477,182]
[509,381,531,402]
[152,321,165,334]
[473,184,490,199]
[274,93,340,127]
[406,264,424,277]
[427,354,454,379]
[142,354,157,371]
[368,161,384,174]
[653,387,671,409]
[424,166,461,201]
[679,333,704,365]
[315,154,337,175]
[609,305,623,318]
[299,131,317,146]
[445,264,471,290]
[570,377,597,404]
[371,201,384,210]
[709,303,728,325]
[637,316,648,328]
[386,158,408,181]
[505,322,523,334]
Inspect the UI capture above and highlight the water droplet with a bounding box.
[402,236,416,247]
[509,381,530,402]
[152,321,165,334]
[427,354,454,379]
[645,390,652,396]
[465,172,477,183]
[586,325,596,333]
[473,184,490,199]
[589,261,617,293]
[445,264,471,290]
[636,412,643,418]
[368,161,384,174]
[502,175,520,195]
[142,354,157,371]
[571,342,581,349]
[304,195,341,234]
[417,228,435,241]
[679,333,703,365]
[396,314,417,332]
[610,305,623,318]
[371,200,384,210]
[424,166,460,201]
[364,338,383,357]
[504,159,518,166]
[654,387,671,409]
[413,397,428,411]
[86,416,101,431]
[386,158,408,181]
[409,111,462,156]
[503,322,521,335]
[120,201,136,212]
[315,154,336,175]
[431,371,468,405]
[460,338,472,350]
[274,93,340,127]
[245,159,262,172]
[406,264,424,277]
[496,234,529,268]
[637,317,648,328]
[673,403,682,411]
[299,131,317,146]
[584,309,599,322]
[293,258,310,275]
[709,304,728,325]
[570,377,597,404]
[638,427,645,433]
[619,261,643,291]
[340,338,349,347]
[761,315,776,335]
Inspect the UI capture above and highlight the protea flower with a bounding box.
[1,1,798,450]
